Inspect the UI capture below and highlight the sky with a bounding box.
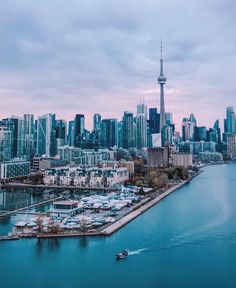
[0,0,236,131]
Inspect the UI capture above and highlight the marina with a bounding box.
[0,178,191,240]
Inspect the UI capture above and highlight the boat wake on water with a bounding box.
[127,248,149,256]
[122,236,236,259]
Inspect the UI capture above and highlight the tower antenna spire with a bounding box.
[158,39,167,139]
[160,39,163,59]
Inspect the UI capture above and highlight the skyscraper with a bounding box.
[122,111,134,149]
[55,119,67,148]
[68,120,74,146]
[0,126,12,161]
[93,113,101,131]
[149,108,160,134]
[225,106,235,134]
[137,101,148,119]
[24,114,35,159]
[74,114,85,148]
[92,113,102,147]
[136,102,148,150]
[101,119,118,148]
[37,113,55,156]
[136,114,147,149]
[158,42,167,132]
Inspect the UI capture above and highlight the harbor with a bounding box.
[0,176,194,241]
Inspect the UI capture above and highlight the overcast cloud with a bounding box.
[0,0,236,130]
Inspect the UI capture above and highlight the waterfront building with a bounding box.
[147,147,169,168]
[57,169,71,186]
[74,169,87,187]
[89,169,104,187]
[105,168,129,187]
[43,169,59,185]
[122,111,134,149]
[43,167,129,187]
[0,159,30,181]
[101,119,118,148]
[74,114,85,148]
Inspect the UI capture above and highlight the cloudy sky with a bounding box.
[0,0,236,131]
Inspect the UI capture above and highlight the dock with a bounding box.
[0,196,62,219]
[0,235,20,241]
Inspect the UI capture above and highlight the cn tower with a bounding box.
[158,41,167,132]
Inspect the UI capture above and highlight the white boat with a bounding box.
[116,250,129,260]
[15,221,27,228]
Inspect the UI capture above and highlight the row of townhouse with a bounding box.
[43,167,129,188]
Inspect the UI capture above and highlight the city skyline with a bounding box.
[0,1,236,131]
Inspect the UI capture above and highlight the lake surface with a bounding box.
[1,163,236,288]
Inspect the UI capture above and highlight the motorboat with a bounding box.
[116,249,128,260]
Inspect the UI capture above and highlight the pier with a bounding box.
[0,196,62,219]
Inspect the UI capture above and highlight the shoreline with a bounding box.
[0,171,202,241]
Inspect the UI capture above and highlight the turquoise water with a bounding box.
[1,164,236,288]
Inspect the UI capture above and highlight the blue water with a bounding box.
[1,164,236,288]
